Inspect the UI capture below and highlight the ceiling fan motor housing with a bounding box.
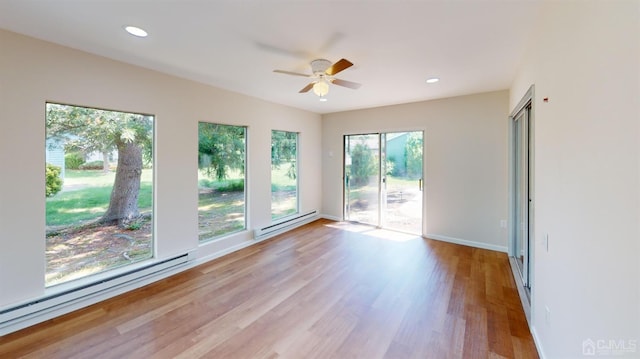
[311,59,332,75]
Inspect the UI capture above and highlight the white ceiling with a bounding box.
[0,0,541,114]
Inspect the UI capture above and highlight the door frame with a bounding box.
[508,85,535,317]
[343,130,425,235]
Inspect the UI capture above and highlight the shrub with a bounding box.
[199,178,244,192]
[46,163,63,197]
[79,160,104,170]
[199,178,215,188]
[64,152,85,169]
[218,179,244,192]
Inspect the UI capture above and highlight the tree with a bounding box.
[271,130,297,180]
[405,132,423,179]
[349,141,377,186]
[46,103,152,225]
[198,123,246,181]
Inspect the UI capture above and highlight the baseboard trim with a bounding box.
[531,325,546,359]
[320,214,342,222]
[0,256,191,336]
[425,233,508,253]
[1,218,321,336]
[192,239,255,267]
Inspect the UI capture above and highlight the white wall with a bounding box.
[510,1,640,357]
[322,91,510,251]
[0,30,322,308]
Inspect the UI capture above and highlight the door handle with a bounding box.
[419,178,423,191]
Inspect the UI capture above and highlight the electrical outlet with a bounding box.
[500,219,507,228]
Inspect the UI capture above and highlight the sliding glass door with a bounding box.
[512,103,531,288]
[344,131,423,234]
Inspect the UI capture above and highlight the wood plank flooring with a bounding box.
[0,219,539,358]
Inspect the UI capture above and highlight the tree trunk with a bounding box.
[102,149,110,173]
[101,140,142,225]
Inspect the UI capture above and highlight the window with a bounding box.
[271,130,298,220]
[198,122,246,241]
[45,103,153,286]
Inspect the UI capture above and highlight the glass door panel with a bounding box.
[383,131,423,234]
[513,105,530,287]
[344,134,380,226]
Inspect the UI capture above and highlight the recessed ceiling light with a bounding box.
[426,77,440,84]
[124,26,148,38]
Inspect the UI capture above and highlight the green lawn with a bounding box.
[198,191,245,240]
[198,170,246,241]
[197,165,299,238]
[271,164,297,219]
[46,169,153,227]
[270,164,297,192]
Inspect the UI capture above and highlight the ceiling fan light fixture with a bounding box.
[313,79,330,97]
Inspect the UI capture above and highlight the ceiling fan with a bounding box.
[273,58,361,101]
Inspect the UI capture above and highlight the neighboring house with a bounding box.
[85,150,117,164]
[45,138,65,179]
[385,132,408,176]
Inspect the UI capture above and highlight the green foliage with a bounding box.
[271,183,297,192]
[198,178,216,188]
[271,130,297,180]
[125,221,142,231]
[385,159,395,176]
[78,160,104,170]
[65,152,85,170]
[200,178,245,191]
[349,141,377,186]
[405,132,423,179]
[45,163,63,197]
[198,123,246,180]
[218,179,244,192]
[46,103,153,164]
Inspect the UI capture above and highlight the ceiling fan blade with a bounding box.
[256,42,312,59]
[325,58,353,76]
[299,83,314,93]
[331,78,362,89]
[274,70,310,77]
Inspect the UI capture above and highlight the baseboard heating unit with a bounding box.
[254,210,318,240]
[0,253,191,336]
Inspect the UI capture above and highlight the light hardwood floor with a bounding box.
[0,219,538,358]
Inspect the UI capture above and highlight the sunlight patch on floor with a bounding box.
[325,222,421,242]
